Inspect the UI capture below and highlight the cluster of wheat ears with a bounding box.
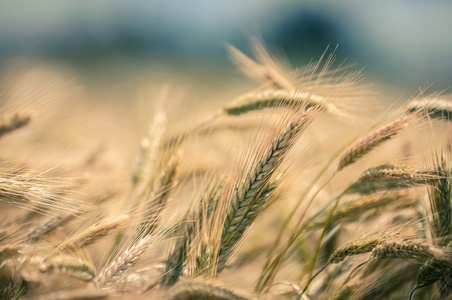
[1,39,452,300]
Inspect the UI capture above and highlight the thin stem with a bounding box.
[257,137,352,293]
[260,171,337,293]
[409,284,426,300]
[299,264,328,298]
[341,258,370,287]
[307,187,348,279]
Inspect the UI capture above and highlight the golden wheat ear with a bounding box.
[96,231,167,289]
[227,37,294,90]
[345,163,431,194]
[228,37,373,121]
[0,112,31,138]
[171,280,250,300]
[337,115,412,171]
[161,179,223,287]
[38,252,96,282]
[405,94,452,121]
[134,150,181,238]
[56,214,129,252]
[0,169,85,218]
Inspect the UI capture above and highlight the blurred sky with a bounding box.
[1,1,451,92]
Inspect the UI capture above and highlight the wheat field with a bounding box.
[1,39,452,300]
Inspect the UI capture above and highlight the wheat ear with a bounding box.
[328,236,385,264]
[218,109,316,272]
[223,88,340,117]
[24,213,74,242]
[405,97,452,120]
[428,156,452,244]
[346,163,429,194]
[371,239,449,262]
[136,150,181,238]
[161,182,222,287]
[57,215,129,252]
[337,116,410,170]
[96,234,157,288]
[306,191,411,229]
[131,111,166,188]
[417,257,451,287]
[171,281,249,300]
[0,112,31,138]
[39,254,96,282]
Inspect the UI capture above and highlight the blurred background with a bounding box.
[1,0,452,165]
[1,1,451,93]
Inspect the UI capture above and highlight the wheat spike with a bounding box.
[57,215,129,252]
[161,182,222,287]
[338,116,410,170]
[428,156,452,244]
[24,213,74,242]
[224,88,341,117]
[218,108,317,272]
[96,234,157,288]
[39,254,96,282]
[0,112,31,138]
[329,237,384,264]
[346,163,429,194]
[171,281,249,300]
[136,150,181,238]
[131,111,166,187]
[371,239,448,262]
[417,257,450,287]
[405,97,452,120]
[306,191,412,229]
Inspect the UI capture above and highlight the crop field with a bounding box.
[1,38,452,299]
